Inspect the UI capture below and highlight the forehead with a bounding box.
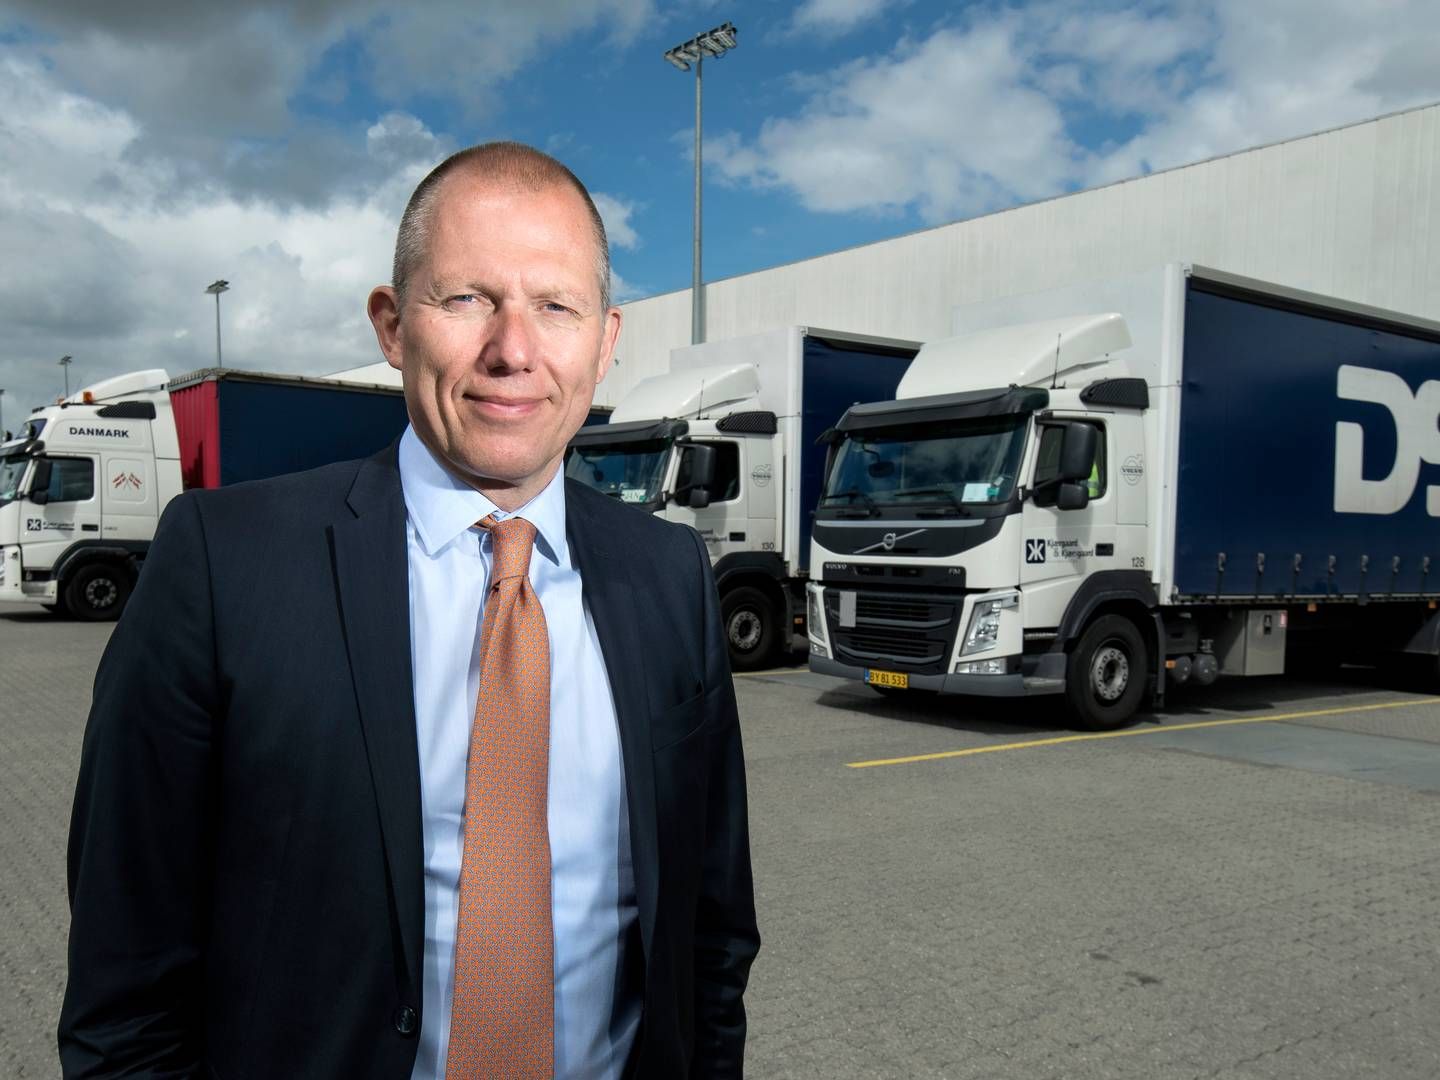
[426,174,597,275]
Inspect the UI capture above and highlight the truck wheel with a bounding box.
[722,586,781,672]
[1066,614,1148,730]
[63,563,131,622]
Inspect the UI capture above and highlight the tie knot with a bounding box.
[479,514,538,583]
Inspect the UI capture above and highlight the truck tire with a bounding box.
[722,585,781,672]
[63,562,131,622]
[1065,614,1148,730]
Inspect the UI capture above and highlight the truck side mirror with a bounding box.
[1056,481,1090,511]
[29,459,52,505]
[686,443,717,492]
[1058,423,1098,483]
[674,443,717,509]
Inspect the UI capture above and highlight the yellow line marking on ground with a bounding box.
[846,697,1440,769]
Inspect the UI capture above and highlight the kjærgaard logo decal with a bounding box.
[1026,538,1046,564]
[1335,364,1440,515]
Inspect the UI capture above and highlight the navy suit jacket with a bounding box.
[59,444,759,1078]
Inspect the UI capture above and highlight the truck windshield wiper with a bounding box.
[889,486,972,515]
[820,488,879,515]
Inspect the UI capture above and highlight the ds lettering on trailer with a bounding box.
[1334,364,1440,515]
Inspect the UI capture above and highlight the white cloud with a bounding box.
[0,58,439,415]
[1086,0,1440,184]
[592,193,642,251]
[0,0,657,417]
[787,0,900,38]
[709,17,1076,223]
[709,0,1440,223]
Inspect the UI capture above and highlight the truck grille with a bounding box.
[823,588,964,673]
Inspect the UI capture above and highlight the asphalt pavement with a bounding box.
[3,602,1439,1078]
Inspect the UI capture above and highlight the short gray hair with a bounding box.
[391,141,611,312]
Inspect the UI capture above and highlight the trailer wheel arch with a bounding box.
[1055,571,1158,644]
[1072,598,1159,663]
[50,541,147,622]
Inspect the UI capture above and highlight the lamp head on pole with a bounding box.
[205,279,230,297]
[663,21,737,71]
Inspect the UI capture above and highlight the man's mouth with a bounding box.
[463,394,544,418]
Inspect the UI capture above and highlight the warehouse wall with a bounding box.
[603,103,1440,407]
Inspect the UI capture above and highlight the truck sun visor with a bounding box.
[1079,378,1149,409]
[96,401,158,420]
[567,417,689,448]
[834,386,1049,434]
[715,411,778,435]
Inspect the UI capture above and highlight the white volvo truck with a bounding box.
[567,327,918,669]
[806,264,1440,728]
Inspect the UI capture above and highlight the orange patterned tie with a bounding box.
[447,514,554,1078]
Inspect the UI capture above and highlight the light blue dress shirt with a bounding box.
[399,427,640,1079]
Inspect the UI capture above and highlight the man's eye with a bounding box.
[543,302,576,315]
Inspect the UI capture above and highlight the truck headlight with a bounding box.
[806,584,829,657]
[961,593,1018,656]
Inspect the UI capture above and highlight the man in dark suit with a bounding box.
[60,142,759,1078]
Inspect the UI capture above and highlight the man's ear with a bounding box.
[367,286,404,371]
[595,306,622,384]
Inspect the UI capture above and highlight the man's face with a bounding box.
[369,174,620,505]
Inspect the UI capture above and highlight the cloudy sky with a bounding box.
[1,0,1437,426]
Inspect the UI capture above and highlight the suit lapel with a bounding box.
[330,446,425,1002]
[565,480,660,963]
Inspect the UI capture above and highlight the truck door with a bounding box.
[100,452,160,543]
[669,440,747,563]
[23,455,100,572]
[1020,419,1118,626]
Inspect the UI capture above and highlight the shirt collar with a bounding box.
[397,426,569,568]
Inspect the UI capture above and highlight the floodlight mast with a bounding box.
[663,21,738,345]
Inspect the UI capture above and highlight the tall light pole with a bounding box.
[0,387,6,439]
[205,279,230,367]
[664,21,738,346]
[59,355,72,399]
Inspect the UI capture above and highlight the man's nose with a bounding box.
[479,305,534,373]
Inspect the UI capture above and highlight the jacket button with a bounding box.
[394,1006,418,1036]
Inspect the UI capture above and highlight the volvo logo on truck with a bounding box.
[1334,364,1440,515]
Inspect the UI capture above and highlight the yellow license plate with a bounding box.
[866,669,909,689]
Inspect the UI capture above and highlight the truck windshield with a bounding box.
[565,438,672,506]
[0,455,27,506]
[821,415,1028,515]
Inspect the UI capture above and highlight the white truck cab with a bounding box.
[0,370,179,618]
[567,327,918,669]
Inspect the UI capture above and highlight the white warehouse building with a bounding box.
[599,101,1440,408]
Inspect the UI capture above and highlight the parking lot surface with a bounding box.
[4,602,1439,1078]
